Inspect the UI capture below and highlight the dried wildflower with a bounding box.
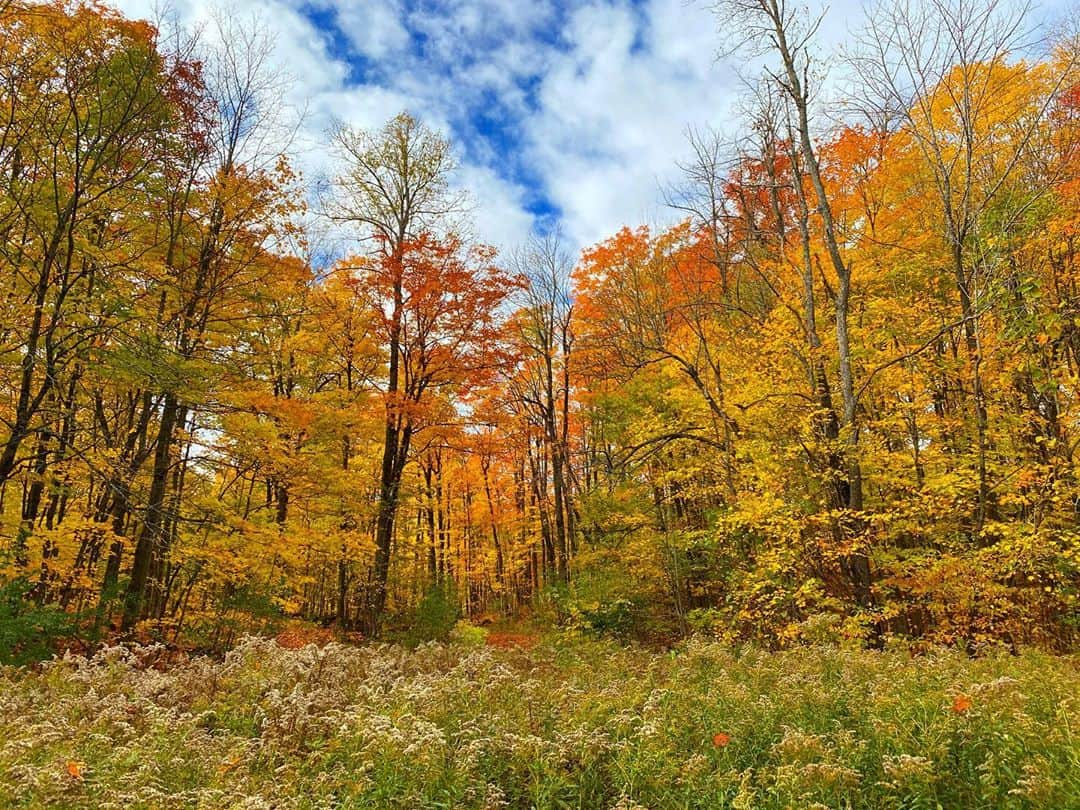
[776,761,860,793]
[771,727,827,764]
[881,754,935,788]
[0,636,1076,808]
[610,794,649,810]
[482,783,509,809]
[1008,758,1056,803]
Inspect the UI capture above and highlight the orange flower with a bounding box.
[951,694,972,714]
[65,760,85,781]
[712,732,731,748]
[217,753,245,775]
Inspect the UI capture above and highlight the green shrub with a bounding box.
[409,583,460,643]
[686,606,725,636]
[0,578,76,666]
[576,597,636,639]
[448,619,488,646]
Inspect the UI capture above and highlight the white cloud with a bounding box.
[454,164,535,250]
[108,0,526,252]
[111,0,1071,259]
[521,0,741,248]
[108,0,743,255]
[331,0,410,60]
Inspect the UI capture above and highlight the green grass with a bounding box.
[0,636,1077,808]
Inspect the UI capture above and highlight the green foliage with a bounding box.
[406,583,461,644]
[542,573,650,640]
[572,598,637,639]
[686,606,726,635]
[0,578,76,666]
[179,583,286,652]
[448,619,488,647]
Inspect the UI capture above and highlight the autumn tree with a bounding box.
[507,235,576,581]
[850,0,1079,530]
[0,2,183,560]
[2,0,1077,656]
[121,14,301,629]
[328,113,471,628]
[711,0,872,611]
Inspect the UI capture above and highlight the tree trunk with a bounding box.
[123,392,180,630]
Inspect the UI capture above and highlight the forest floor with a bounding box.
[1,632,1077,809]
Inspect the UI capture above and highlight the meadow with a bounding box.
[1,632,1077,809]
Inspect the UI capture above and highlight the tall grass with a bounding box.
[1,636,1076,808]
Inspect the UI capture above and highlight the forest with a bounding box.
[0,0,1078,806]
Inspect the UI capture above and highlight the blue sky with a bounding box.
[112,0,1073,254]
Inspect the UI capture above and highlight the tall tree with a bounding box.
[328,112,467,629]
[851,0,1079,529]
[711,0,872,610]
[509,235,576,581]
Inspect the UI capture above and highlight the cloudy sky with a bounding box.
[110,0,1072,254]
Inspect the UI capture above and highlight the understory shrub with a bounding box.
[0,578,76,666]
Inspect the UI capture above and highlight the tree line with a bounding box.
[0,0,1077,653]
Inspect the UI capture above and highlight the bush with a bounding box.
[0,578,76,666]
[409,583,460,643]
[686,606,725,636]
[448,619,488,647]
[575,597,637,639]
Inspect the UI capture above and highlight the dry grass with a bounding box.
[1,635,1077,808]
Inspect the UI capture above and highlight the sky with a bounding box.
[109,0,1074,255]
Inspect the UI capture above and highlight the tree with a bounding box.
[850,0,1079,530]
[0,1,179,503]
[327,112,470,629]
[121,13,300,629]
[508,235,576,581]
[711,0,871,610]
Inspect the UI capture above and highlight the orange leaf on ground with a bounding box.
[485,632,537,650]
